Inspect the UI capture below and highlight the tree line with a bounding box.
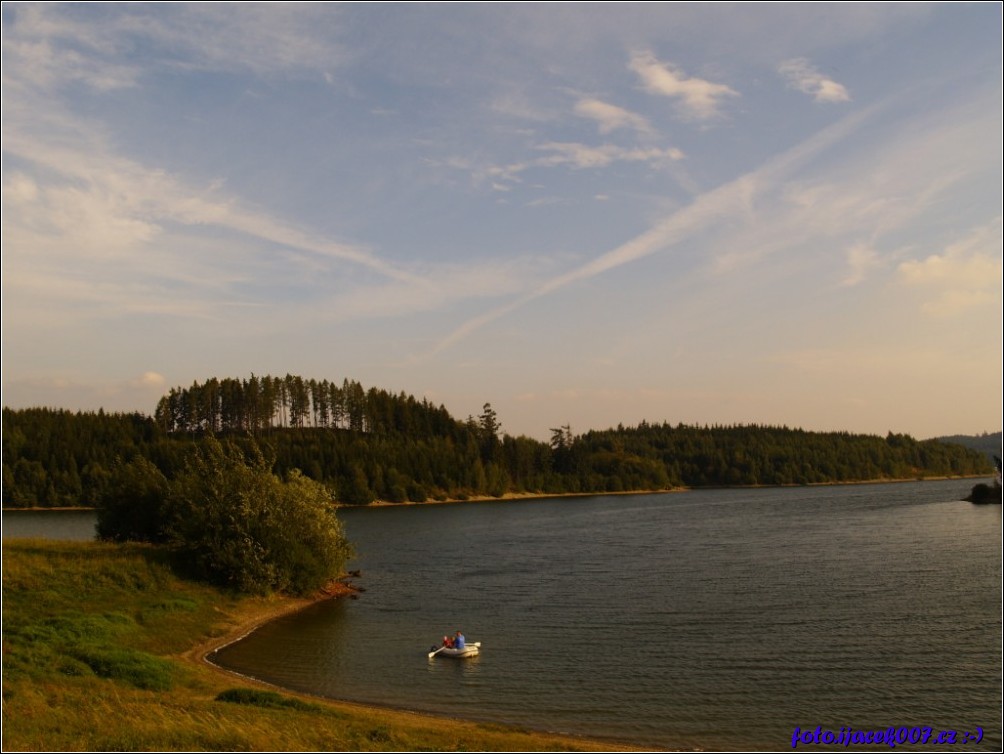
[3,375,994,508]
[153,375,458,437]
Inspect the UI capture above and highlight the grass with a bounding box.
[2,539,637,751]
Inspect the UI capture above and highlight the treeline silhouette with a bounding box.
[2,375,993,508]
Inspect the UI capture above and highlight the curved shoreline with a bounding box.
[184,580,356,670]
[185,583,649,752]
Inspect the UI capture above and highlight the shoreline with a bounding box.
[4,475,984,512]
[355,474,981,507]
[362,487,684,507]
[187,581,648,752]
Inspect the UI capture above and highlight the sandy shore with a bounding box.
[360,487,684,507]
[355,475,980,508]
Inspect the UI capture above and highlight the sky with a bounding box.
[2,2,1001,442]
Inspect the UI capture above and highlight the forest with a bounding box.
[2,374,994,508]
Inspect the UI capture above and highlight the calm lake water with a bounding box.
[5,481,1001,750]
[2,509,98,540]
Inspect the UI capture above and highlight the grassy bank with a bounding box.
[2,539,637,751]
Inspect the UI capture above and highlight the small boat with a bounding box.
[428,641,481,658]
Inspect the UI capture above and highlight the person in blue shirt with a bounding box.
[453,630,465,649]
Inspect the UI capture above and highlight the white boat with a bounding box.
[429,641,481,658]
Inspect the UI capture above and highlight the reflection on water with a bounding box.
[214,481,1003,750]
[426,653,482,679]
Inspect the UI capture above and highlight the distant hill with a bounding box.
[932,432,1002,463]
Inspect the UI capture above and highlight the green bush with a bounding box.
[163,437,353,595]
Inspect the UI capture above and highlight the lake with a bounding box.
[5,481,1001,750]
[2,509,98,541]
[215,481,1001,750]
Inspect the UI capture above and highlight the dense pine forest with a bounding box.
[2,374,994,508]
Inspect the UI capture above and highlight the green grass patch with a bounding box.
[69,646,174,690]
[3,608,174,689]
[216,687,321,712]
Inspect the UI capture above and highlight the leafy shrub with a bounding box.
[95,436,353,595]
[163,438,353,595]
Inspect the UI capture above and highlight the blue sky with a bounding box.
[2,2,1001,441]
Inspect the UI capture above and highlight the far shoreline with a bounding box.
[357,474,983,508]
[2,474,985,512]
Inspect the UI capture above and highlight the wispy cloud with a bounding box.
[897,219,1003,315]
[482,141,684,189]
[778,58,851,103]
[131,371,167,389]
[841,243,882,286]
[2,118,420,285]
[629,51,739,120]
[574,98,654,135]
[535,142,684,169]
[2,3,347,90]
[431,85,1000,355]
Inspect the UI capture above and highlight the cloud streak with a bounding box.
[574,98,654,135]
[629,51,739,119]
[2,114,423,286]
[2,3,347,90]
[778,58,851,103]
[430,162,775,356]
[481,142,685,189]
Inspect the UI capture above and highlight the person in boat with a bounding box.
[453,630,465,650]
[441,635,453,649]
